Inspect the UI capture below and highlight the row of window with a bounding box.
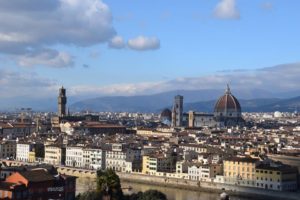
[256,170,280,175]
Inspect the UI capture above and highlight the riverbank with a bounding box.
[58,165,299,200]
[117,173,299,200]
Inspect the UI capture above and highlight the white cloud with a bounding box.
[68,63,300,97]
[214,0,240,19]
[2,63,300,102]
[108,36,125,49]
[0,0,115,67]
[17,49,74,68]
[127,36,160,51]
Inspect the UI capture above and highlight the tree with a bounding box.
[96,169,123,200]
[138,190,167,200]
[76,191,99,200]
[77,170,168,200]
[124,190,167,200]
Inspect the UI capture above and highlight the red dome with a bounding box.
[214,86,241,113]
[161,108,172,119]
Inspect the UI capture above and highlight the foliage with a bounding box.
[77,170,167,200]
[96,169,123,200]
[75,191,99,200]
[125,190,167,200]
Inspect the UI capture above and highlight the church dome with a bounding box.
[160,108,172,119]
[214,85,241,114]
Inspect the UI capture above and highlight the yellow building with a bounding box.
[28,151,36,163]
[223,157,259,187]
[44,145,66,166]
[142,154,176,175]
[256,163,298,191]
[142,155,154,174]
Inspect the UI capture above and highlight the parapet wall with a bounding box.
[55,167,300,200]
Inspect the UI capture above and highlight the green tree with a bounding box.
[124,190,167,200]
[138,190,167,200]
[96,169,123,200]
[76,191,99,200]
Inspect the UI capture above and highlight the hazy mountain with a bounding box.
[1,88,299,113]
[69,88,300,113]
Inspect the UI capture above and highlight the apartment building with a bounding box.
[0,140,16,159]
[44,145,66,166]
[223,157,259,187]
[255,162,298,191]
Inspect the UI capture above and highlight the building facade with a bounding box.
[65,146,84,168]
[223,157,259,187]
[188,164,223,181]
[16,143,31,162]
[44,145,66,166]
[0,140,16,159]
[106,144,142,172]
[255,163,298,191]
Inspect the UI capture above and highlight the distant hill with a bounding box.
[70,88,300,113]
[255,96,300,112]
[2,88,299,113]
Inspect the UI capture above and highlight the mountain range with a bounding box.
[69,89,300,113]
[1,88,299,113]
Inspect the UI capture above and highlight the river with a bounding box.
[76,177,255,200]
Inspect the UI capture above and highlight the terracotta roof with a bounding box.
[214,85,241,113]
[18,169,55,183]
[0,122,13,129]
[256,163,298,172]
[225,157,259,163]
[160,108,172,118]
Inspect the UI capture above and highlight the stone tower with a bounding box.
[172,95,183,127]
[58,86,67,117]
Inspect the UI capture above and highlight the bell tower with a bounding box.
[58,86,67,117]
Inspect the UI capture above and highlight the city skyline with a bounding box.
[0,0,300,101]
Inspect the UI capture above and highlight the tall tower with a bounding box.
[58,86,67,117]
[172,95,183,127]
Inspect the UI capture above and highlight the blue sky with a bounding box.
[0,0,300,99]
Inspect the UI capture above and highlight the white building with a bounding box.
[106,144,142,172]
[188,163,223,181]
[60,122,75,135]
[16,143,31,162]
[66,146,84,168]
[66,146,106,169]
[89,148,106,170]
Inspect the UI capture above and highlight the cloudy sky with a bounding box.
[0,0,300,101]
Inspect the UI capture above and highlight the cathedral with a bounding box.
[213,85,244,127]
[165,85,244,128]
